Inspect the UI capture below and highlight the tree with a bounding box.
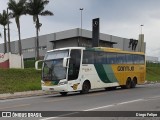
[26,0,53,60]
[0,10,10,53]
[8,0,26,55]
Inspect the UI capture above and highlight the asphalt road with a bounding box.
[0,83,160,120]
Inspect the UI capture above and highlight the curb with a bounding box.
[0,90,55,100]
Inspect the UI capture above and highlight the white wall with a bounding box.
[9,53,24,69]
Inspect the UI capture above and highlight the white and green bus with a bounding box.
[36,47,146,95]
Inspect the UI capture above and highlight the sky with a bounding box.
[0,0,160,60]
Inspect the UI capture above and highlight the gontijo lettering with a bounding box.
[117,66,134,71]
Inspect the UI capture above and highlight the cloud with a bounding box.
[0,0,160,60]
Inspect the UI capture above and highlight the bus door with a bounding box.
[68,49,81,90]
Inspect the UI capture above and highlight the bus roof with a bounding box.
[87,47,145,55]
[47,47,145,55]
[47,47,85,53]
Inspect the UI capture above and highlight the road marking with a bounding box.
[84,99,143,111]
[40,112,79,120]
[39,99,143,120]
[143,96,160,101]
[84,104,114,111]
[117,99,143,105]
[0,104,30,110]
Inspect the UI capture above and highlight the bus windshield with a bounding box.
[43,59,67,81]
[45,50,69,60]
[42,50,69,82]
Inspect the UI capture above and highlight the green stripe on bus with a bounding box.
[94,64,111,83]
[103,65,118,83]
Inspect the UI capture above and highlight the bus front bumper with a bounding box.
[42,84,68,92]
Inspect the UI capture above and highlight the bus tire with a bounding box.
[80,81,90,94]
[131,77,137,88]
[121,78,131,89]
[60,92,67,96]
[125,78,132,89]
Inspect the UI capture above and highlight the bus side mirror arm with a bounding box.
[63,57,70,68]
[35,60,44,70]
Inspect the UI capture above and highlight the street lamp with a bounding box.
[140,24,144,34]
[79,8,84,46]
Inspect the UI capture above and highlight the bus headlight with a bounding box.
[59,81,68,85]
[41,81,45,86]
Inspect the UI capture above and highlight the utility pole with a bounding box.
[79,8,83,46]
[7,8,11,53]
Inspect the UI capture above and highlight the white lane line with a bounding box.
[39,112,79,120]
[84,99,143,111]
[84,105,114,111]
[117,99,143,105]
[39,99,143,120]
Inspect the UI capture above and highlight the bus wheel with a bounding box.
[131,77,137,88]
[121,78,131,89]
[125,78,131,89]
[60,92,67,96]
[80,81,90,94]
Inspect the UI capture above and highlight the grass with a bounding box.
[0,68,41,94]
[146,67,160,82]
[24,59,43,68]
[146,62,160,82]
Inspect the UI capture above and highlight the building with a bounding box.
[0,28,146,59]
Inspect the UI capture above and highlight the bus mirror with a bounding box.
[63,57,69,68]
[35,60,43,70]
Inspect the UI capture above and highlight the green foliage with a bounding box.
[0,68,41,94]
[8,0,27,55]
[146,67,160,82]
[146,62,160,67]
[24,59,43,68]
[25,0,53,60]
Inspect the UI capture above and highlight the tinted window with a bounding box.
[133,55,139,64]
[82,50,94,64]
[107,53,117,64]
[126,54,133,64]
[117,53,126,64]
[95,52,107,64]
[133,55,145,64]
[68,49,81,80]
[139,55,145,64]
[46,50,68,60]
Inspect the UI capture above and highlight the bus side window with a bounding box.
[139,55,145,64]
[133,55,139,64]
[95,52,106,64]
[107,53,117,64]
[126,54,133,64]
[117,53,126,64]
[83,50,94,64]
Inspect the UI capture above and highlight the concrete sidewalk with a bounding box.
[0,90,54,100]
